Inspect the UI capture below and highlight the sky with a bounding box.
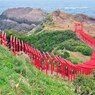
[0,0,95,14]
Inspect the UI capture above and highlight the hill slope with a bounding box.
[0,8,47,31]
[17,30,92,64]
[0,45,75,95]
[44,10,95,37]
[1,7,95,35]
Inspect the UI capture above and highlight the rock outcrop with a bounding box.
[0,7,47,31]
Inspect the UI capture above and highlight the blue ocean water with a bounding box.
[61,7,95,17]
[0,0,95,17]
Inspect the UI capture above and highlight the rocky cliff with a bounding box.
[0,7,47,31]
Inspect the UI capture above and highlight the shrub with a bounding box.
[76,46,92,56]
[24,30,79,52]
[67,57,83,64]
[54,50,70,59]
[57,39,92,56]
[46,13,53,21]
[57,39,82,51]
[73,75,95,95]
[61,50,70,58]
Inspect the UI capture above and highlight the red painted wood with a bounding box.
[1,24,95,81]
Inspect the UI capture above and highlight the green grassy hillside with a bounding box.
[0,45,75,95]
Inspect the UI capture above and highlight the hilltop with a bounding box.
[0,7,95,35]
[44,10,95,37]
[0,7,47,31]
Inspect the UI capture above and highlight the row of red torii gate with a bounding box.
[0,23,95,81]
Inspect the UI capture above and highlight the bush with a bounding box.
[56,50,70,59]
[57,39,84,51]
[73,75,95,95]
[76,46,92,56]
[67,57,83,64]
[53,49,70,59]
[23,30,79,52]
[61,50,70,58]
[57,39,92,56]
[46,13,53,21]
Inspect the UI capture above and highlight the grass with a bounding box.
[0,45,75,95]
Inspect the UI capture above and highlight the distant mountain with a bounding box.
[52,10,95,24]
[0,7,47,31]
[74,14,95,23]
[0,7,95,32]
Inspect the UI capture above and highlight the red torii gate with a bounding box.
[75,23,95,49]
[74,22,95,75]
[0,23,95,81]
[76,51,95,75]
[75,23,83,32]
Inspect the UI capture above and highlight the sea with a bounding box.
[0,0,95,17]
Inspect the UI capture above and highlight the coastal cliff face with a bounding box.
[0,7,47,31]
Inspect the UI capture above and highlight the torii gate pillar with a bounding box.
[75,23,83,32]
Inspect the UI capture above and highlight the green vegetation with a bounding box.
[67,57,83,64]
[76,46,92,56]
[5,30,92,63]
[19,30,92,56]
[74,75,95,95]
[0,45,75,95]
[20,30,79,51]
[57,39,92,56]
[54,50,70,59]
[44,13,54,27]
[0,29,95,95]
[46,13,53,21]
